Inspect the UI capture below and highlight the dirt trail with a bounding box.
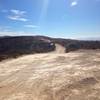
[54,43,66,53]
[0,50,100,100]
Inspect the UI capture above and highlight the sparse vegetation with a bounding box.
[0,36,100,61]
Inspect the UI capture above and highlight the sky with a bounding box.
[0,0,100,39]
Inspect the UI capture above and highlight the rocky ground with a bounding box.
[0,44,100,100]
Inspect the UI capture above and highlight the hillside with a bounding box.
[0,50,100,100]
[0,36,100,100]
[0,36,100,61]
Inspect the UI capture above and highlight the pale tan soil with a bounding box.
[54,44,65,53]
[0,44,100,100]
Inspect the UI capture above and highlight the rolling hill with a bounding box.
[0,35,100,61]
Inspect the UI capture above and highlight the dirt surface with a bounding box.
[0,45,100,100]
[54,44,65,53]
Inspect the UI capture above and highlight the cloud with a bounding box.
[0,25,36,36]
[0,25,35,36]
[0,31,34,36]
[71,1,78,7]
[8,9,28,22]
[10,9,26,15]
[0,26,11,32]
[0,26,15,36]
[8,16,28,22]
[24,25,38,28]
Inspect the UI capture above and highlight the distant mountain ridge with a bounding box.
[0,35,100,61]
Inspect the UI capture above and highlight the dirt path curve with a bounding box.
[53,44,66,53]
